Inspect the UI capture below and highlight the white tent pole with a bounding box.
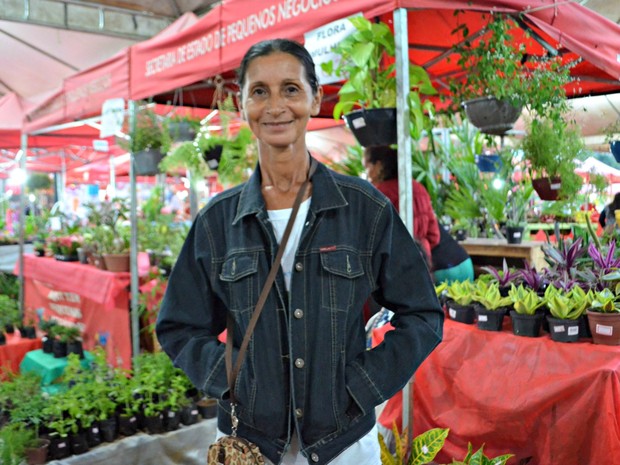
[394,7,415,439]
[17,133,28,318]
[128,100,140,363]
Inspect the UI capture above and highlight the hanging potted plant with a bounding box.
[168,114,200,142]
[522,117,585,201]
[450,13,571,135]
[321,15,436,146]
[161,96,257,187]
[120,105,172,176]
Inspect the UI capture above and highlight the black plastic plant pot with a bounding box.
[163,409,181,431]
[52,340,67,358]
[99,416,118,442]
[118,414,138,436]
[143,413,165,434]
[48,434,71,460]
[506,226,525,244]
[42,336,54,353]
[67,340,84,359]
[85,422,102,448]
[202,145,223,170]
[578,314,592,338]
[169,121,196,141]
[180,403,199,426]
[546,316,580,342]
[510,311,544,337]
[133,148,164,176]
[461,97,522,136]
[475,305,507,331]
[69,431,89,455]
[446,300,476,324]
[343,108,397,147]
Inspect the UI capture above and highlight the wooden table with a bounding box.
[458,238,547,271]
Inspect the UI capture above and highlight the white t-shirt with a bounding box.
[267,197,311,292]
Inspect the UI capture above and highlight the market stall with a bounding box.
[374,317,620,464]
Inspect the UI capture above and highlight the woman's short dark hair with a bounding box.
[237,39,319,95]
[364,145,398,181]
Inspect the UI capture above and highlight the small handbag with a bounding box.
[208,159,317,465]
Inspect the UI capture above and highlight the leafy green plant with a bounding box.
[450,12,571,122]
[0,422,37,465]
[321,16,436,139]
[521,117,585,198]
[508,284,545,315]
[472,280,512,310]
[450,442,514,465]
[378,423,449,465]
[588,288,620,313]
[120,105,172,154]
[506,182,533,227]
[446,280,476,306]
[544,285,590,320]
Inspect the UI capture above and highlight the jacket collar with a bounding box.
[232,157,348,225]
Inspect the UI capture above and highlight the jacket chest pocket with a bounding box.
[219,251,260,315]
[320,249,364,312]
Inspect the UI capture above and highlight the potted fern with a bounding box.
[321,15,436,146]
[521,117,585,201]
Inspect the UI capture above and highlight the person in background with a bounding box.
[598,192,620,229]
[156,38,443,465]
[363,145,440,260]
[431,224,475,283]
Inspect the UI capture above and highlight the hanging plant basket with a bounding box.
[462,97,522,135]
[168,121,196,142]
[202,144,224,170]
[532,176,562,201]
[610,141,620,163]
[343,108,397,147]
[133,148,165,176]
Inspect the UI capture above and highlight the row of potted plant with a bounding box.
[0,349,216,464]
[440,235,620,344]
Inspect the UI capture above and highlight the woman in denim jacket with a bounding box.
[156,38,444,465]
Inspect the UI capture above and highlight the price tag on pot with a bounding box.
[479,315,488,322]
[595,324,613,336]
[449,309,456,319]
[568,326,579,336]
[553,325,565,332]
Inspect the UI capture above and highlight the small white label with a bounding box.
[449,309,456,318]
[168,411,176,418]
[129,417,137,423]
[191,409,198,415]
[550,183,562,190]
[513,232,522,238]
[479,315,488,322]
[568,326,579,336]
[58,443,67,449]
[595,324,613,336]
[553,325,565,333]
[351,117,366,129]
[92,427,99,433]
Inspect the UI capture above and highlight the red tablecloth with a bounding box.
[16,255,149,370]
[0,332,42,377]
[374,317,620,465]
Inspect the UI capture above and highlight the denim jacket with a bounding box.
[156,159,444,465]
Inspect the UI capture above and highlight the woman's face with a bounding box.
[240,52,322,150]
[363,157,383,184]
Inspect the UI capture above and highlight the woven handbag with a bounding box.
[207,159,317,465]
